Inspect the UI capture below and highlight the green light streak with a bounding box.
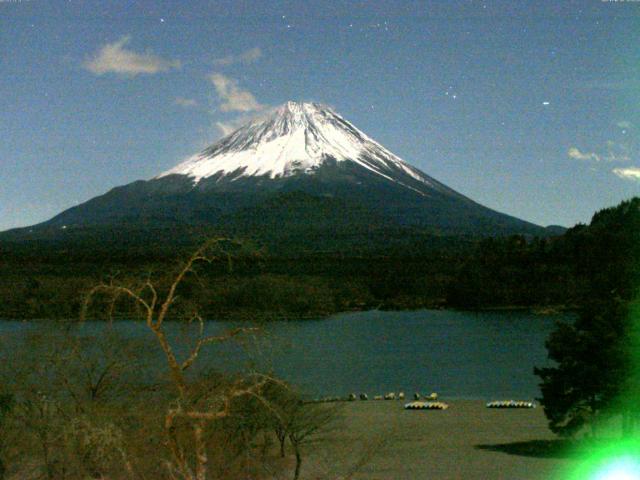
[560,299,640,479]
[561,439,640,480]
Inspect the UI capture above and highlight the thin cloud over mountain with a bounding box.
[213,47,262,66]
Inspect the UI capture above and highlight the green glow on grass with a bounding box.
[562,438,640,480]
[591,457,640,480]
[555,300,640,480]
[567,297,640,480]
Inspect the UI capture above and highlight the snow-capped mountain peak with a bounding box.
[157,101,437,192]
[27,101,545,238]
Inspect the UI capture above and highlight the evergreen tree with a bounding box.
[534,298,628,437]
[535,198,640,437]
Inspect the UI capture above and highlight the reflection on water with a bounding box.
[0,309,569,399]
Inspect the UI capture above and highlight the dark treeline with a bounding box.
[448,198,640,309]
[533,198,640,438]
[0,241,464,320]
[1,197,637,320]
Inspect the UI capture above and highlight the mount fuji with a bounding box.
[159,101,455,196]
[6,101,548,248]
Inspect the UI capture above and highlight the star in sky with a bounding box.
[0,0,635,232]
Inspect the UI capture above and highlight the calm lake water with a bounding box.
[1,309,568,400]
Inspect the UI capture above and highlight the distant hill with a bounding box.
[0,197,636,320]
[544,225,568,236]
[0,101,593,321]
[445,197,640,309]
[1,101,548,252]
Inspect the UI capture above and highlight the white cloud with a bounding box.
[83,35,180,76]
[213,47,262,66]
[183,71,270,140]
[568,147,601,162]
[174,97,198,108]
[208,73,263,112]
[214,109,274,136]
[215,121,239,136]
[605,141,632,163]
[568,143,631,164]
[613,167,640,181]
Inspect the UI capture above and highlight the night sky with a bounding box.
[2,0,639,231]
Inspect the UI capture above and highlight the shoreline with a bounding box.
[0,303,576,322]
[316,399,574,480]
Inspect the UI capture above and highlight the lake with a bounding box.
[0,309,567,400]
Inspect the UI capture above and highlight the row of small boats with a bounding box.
[348,392,439,401]
[485,400,536,409]
[404,401,449,410]
[311,392,438,403]
[404,399,536,411]
[309,395,535,409]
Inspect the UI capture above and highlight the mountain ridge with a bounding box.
[158,101,452,194]
[3,101,549,246]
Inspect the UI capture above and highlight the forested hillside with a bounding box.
[1,198,637,320]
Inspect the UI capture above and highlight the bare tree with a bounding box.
[287,403,337,480]
[0,392,13,480]
[258,381,339,480]
[82,238,270,480]
[0,238,380,480]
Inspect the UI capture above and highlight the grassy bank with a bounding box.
[315,400,574,480]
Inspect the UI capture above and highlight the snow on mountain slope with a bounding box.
[2,101,547,239]
[158,101,444,195]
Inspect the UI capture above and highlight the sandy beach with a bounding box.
[311,400,576,480]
